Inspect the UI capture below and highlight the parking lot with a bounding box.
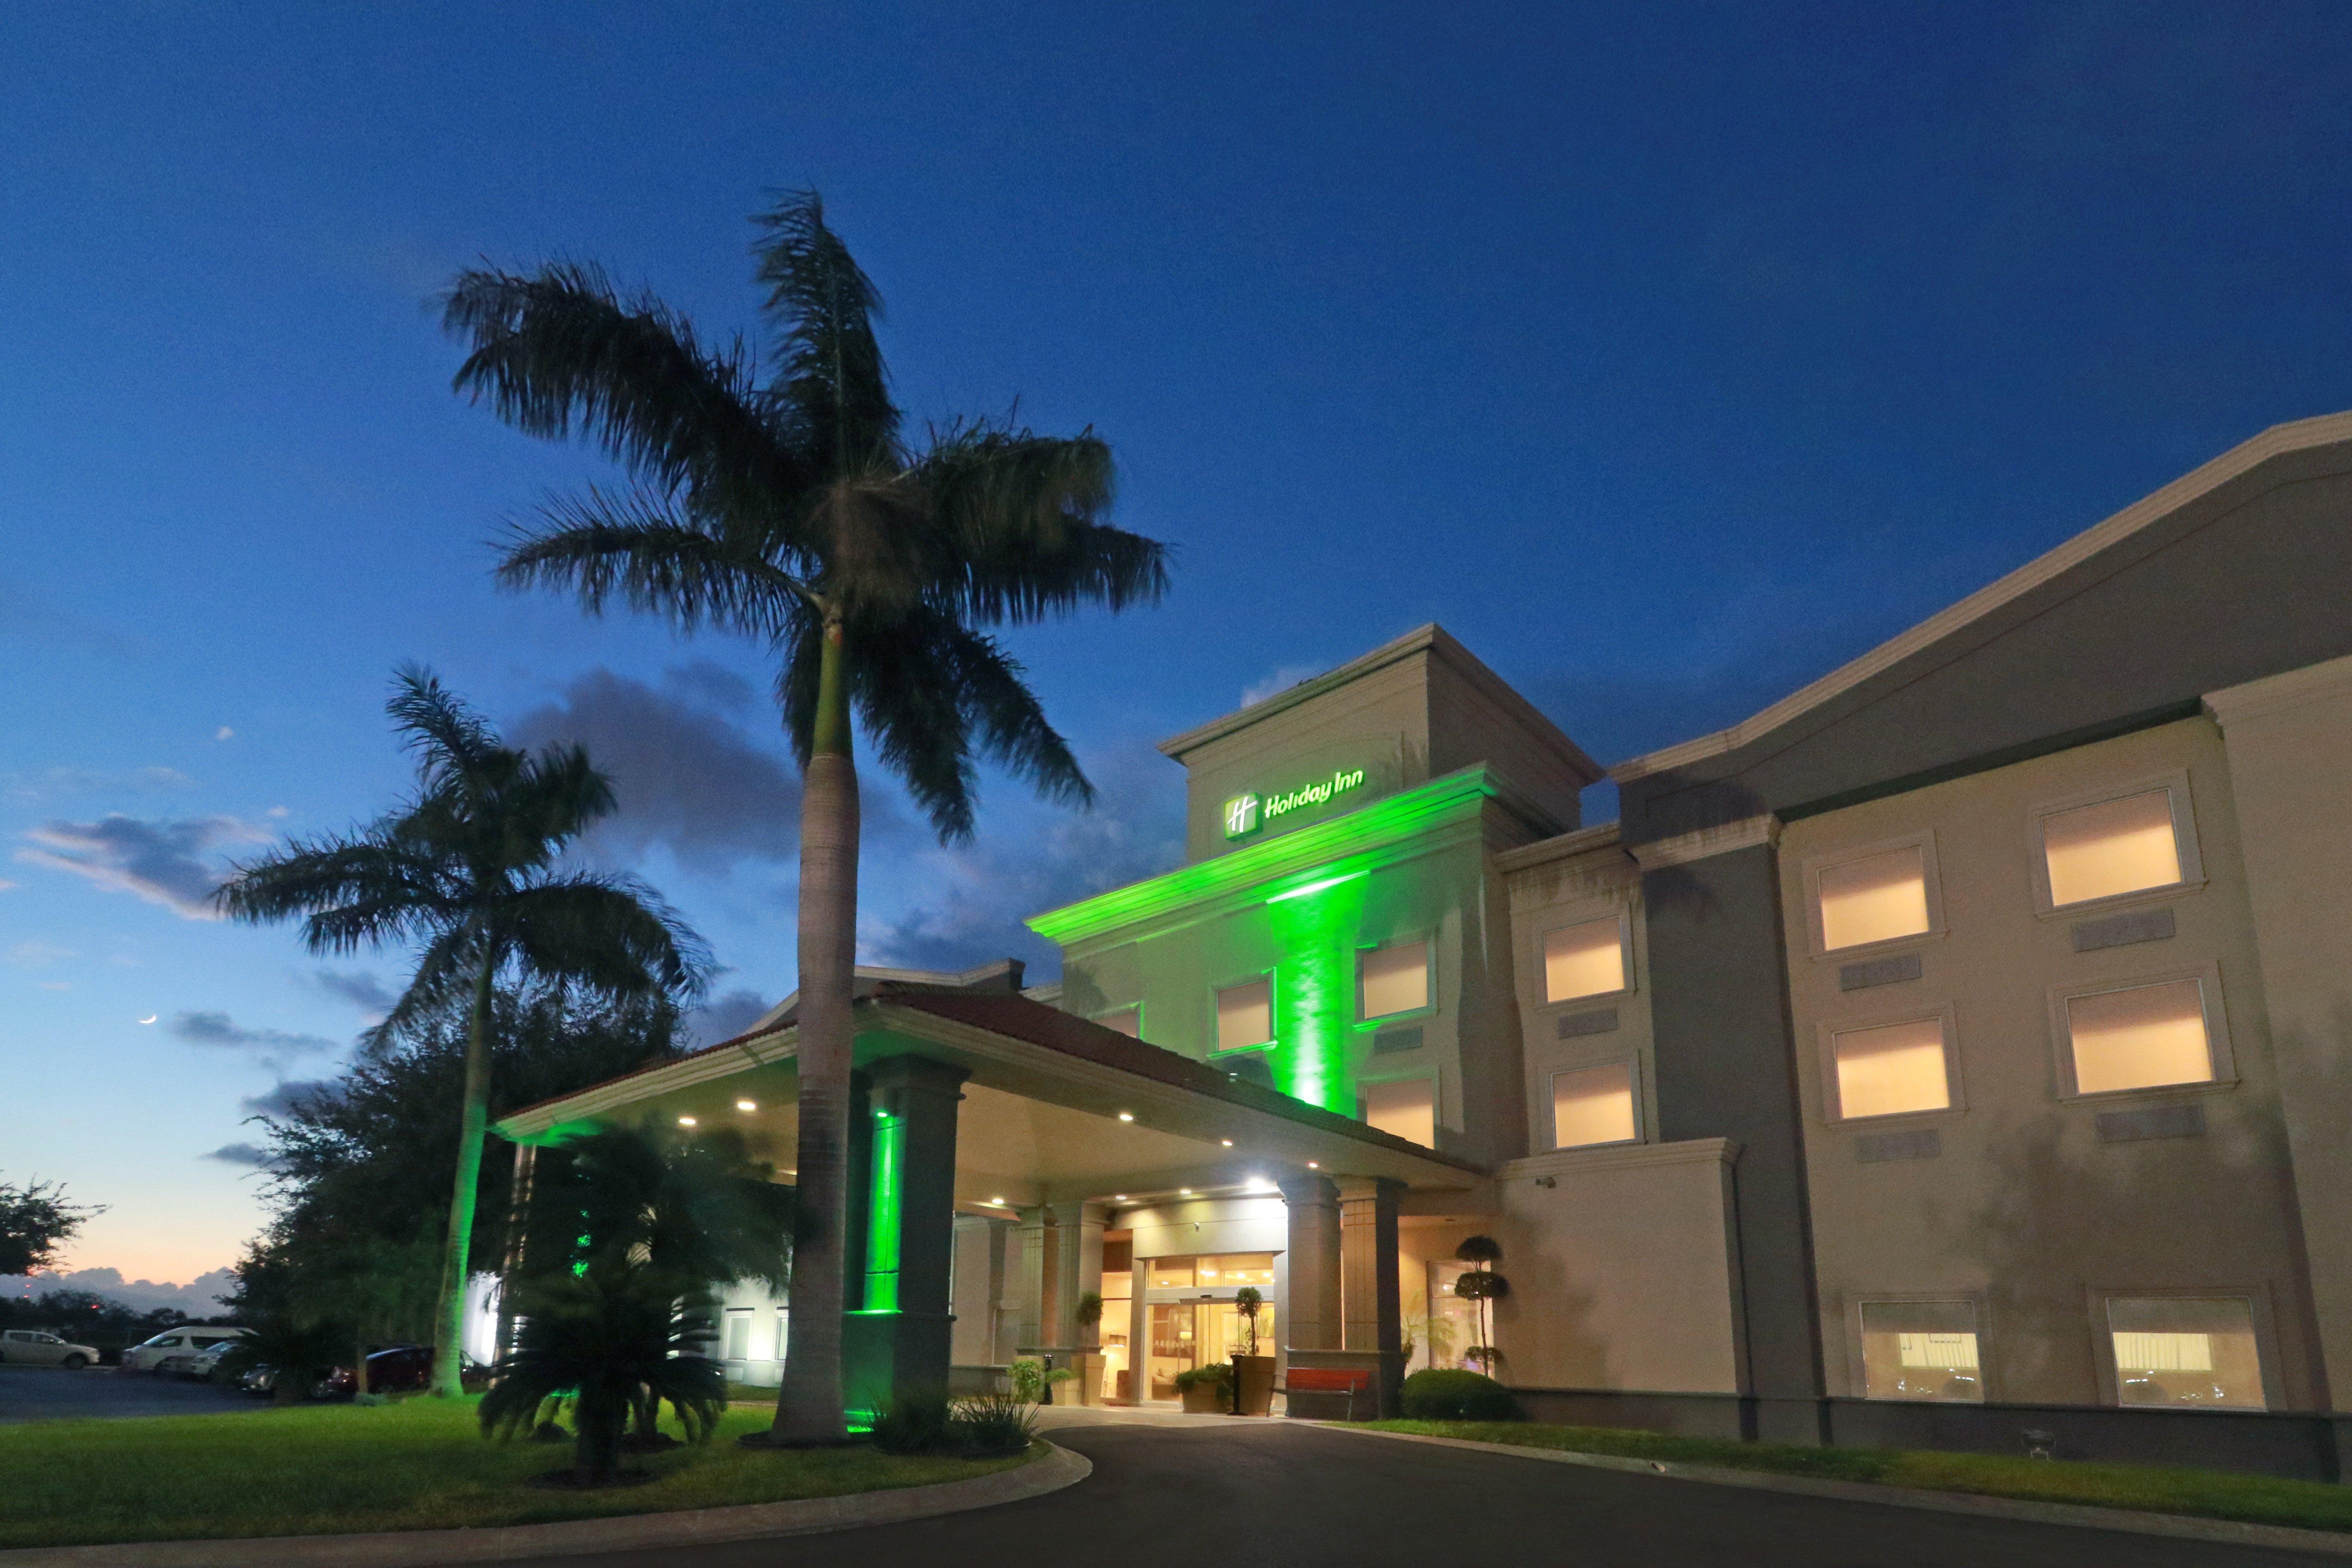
[0,1364,263,1423]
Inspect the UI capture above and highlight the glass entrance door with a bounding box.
[1146,1301,1280,1399]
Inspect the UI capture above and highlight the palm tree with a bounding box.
[217,668,708,1397]
[440,190,1170,1442]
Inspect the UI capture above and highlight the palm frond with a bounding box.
[495,486,814,635]
[499,875,710,1001]
[751,190,900,475]
[387,666,507,789]
[215,837,458,949]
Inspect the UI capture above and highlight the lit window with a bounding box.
[1196,1253,1277,1286]
[2044,790,2183,908]
[1148,1257,1195,1289]
[1360,941,1430,1020]
[1216,978,1273,1051]
[1859,1301,1983,1402]
[723,1311,751,1361]
[1818,846,1930,952]
[1544,917,1626,1003]
[1831,1018,1951,1120]
[1097,1006,1142,1038]
[2065,980,2212,1095]
[1550,1063,1635,1148]
[2108,1298,2264,1409]
[1362,1078,1436,1146]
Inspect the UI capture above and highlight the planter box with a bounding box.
[1179,1381,1228,1414]
[1234,1355,1277,1416]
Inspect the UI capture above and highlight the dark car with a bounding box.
[318,1345,486,1399]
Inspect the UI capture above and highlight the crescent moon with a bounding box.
[139,1014,157,1025]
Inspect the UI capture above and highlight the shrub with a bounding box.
[952,1391,1038,1456]
[1171,1363,1232,1391]
[1400,1368,1520,1422]
[1005,1357,1076,1402]
[870,1389,957,1455]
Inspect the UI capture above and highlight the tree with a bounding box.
[1453,1235,1509,1373]
[0,1177,99,1277]
[217,669,708,1396]
[485,1122,784,1482]
[442,189,1170,1442]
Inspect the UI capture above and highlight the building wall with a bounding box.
[1780,716,2323,1411]
[1504,832,1656,1155]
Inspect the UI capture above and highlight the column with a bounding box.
[1013,1205,1049,1354]
[841,1054,968,1409]
[494,1143,537,1363]
[1047,1199,1107,1403]
[1341,1178,1406,1415]
[1281,1173,1343,1351]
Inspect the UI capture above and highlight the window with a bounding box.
[1550,1063,1636,1148]
[1360,941,1430,1020]
[1196,1253,1277,1286]
[1148,1257,1196,1289]
[1215,978,1273,1051]
[2043,788,2185,908]
[1362,1078,1436,1146]
[1544,917,1627,1003]
[1096,1006,1142,1038]
[1831,1017,1952,1120]
[1859,1301,1984,1402]
[723,1311,752,1361]
[2064,979,2213,1095]
[2108,1297,2264,1409]
[1817,845,1932,952]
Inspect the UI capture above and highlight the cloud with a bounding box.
[0,1266,238,1315]
[312,968,397,1017]
[7,941,73,966]
[201,1142,282,1171]
[866,744,1185,978]
[1240,664,1323,709]
[0,766,192,803]
[168,1012,337,1058]
[240,1078,337,1119]
[508,665,806,871]
[0,576,138,656]
[681,988,774,1047]
[214,727,234,741]
[17,814,269,919]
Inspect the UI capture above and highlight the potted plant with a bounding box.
[1230,1286,1276,1416]
[1172,1362,1231,1414]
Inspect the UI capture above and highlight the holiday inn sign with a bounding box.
[1222,766,1369,840]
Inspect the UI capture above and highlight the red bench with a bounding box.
[1284,1367,1373,1394]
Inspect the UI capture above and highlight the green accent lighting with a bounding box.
[863,1105,905,1313]
[1264,869,1372,1112]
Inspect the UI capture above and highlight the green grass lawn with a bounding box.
[0,1397,1038,1550]
[1353,1420,2352,1535]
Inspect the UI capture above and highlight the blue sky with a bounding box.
[6,2,2351,1288]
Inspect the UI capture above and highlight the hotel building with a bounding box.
[496,411,2352,1477]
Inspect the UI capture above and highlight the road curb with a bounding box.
[1316,1424,2352,1557]
[0,1441,1089,1567]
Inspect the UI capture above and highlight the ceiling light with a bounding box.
[1113,1194,1129,1201]
[677,1116,697,1127]
[1307,1161,1319,1169]
[988,1196,1006,1205]
[1117,1111,1134,1122]
[1179,1187,1193,1196]
[736,1100,757,1112]
[1220,1138,1234,1147]
[1245,1177,1274,1193]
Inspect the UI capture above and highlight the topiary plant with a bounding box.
[1399,1367,1520,1421]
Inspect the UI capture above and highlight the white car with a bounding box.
[0,1329,101,1369]
[120,1326,250,1374]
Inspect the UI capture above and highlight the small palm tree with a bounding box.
[217,669,708,1397]
[442,190,1170,1442]
[481,1265,728,1484]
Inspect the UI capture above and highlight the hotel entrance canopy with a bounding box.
[494,980,1485,1207]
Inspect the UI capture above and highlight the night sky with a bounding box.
[8,2,2351,1293]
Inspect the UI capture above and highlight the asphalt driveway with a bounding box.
[0,1364,262,1423]
[510,1410,2334,1567]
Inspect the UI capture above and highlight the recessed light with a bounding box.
[736,1099,757,1112]
[677,1116,697,1127]
[1307,1161,1319,1169]
[988,1196,1006,1205]
[1179,1187,1193,1195]
[1220,1138,1234,1147]
[1113,1194,1129,1201]
[1117,1111,1134,1122]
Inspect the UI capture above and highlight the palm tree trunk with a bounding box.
[429,948,500,1397]
[771,610,859,1443]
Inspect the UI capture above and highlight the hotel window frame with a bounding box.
[2046,963,2236,1102]
[1802,831,1947,960]
[1816,1002,1964,1125]
[1357,1071,1439,1149]
[1210,971,1276,1055]
[1093,1004,1144,1041]
[1356,934,1437,1024]
[1847,1292,1991,1404]
[2087,1286,2282,1412]
[1545,1056,1642,1151]
[2028,771,2205,919]
[1534,907,1636,1009]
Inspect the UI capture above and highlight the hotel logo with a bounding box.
[1223,792,1262,839]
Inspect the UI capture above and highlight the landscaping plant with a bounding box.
[1005,1357,1076,1403]
[1452,1235,1509,1373]
[218,671,707,1398]
[444,189,1170,1442]
[1398,1368,1521,1422]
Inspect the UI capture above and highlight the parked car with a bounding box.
[317,1346,487,1399]
[159,1337,246,1381]
[0,1329,101,1369]
[120,1326,250,1374]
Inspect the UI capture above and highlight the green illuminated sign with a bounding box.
[1223,766,1367,840]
